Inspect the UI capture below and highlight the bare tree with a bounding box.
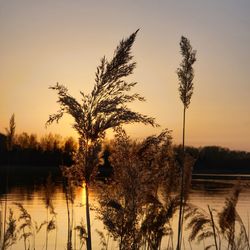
[46,30,157,250]
[176,36,196,250]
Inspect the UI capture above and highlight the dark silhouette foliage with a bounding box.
[97,128,178,249]
[46,30,157,250]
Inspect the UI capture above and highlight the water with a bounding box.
[1,170,250,250]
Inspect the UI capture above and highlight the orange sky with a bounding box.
[1,0,250,151]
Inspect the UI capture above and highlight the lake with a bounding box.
[1,169,250,250]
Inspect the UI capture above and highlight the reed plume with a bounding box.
[97,129,175,249]
[47,30,157,250]
[176,36,196,250]
[2,209,17,250]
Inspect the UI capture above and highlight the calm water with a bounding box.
[1,171,250,250]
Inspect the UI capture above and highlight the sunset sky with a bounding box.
[1,0,250,151]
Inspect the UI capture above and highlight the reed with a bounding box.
[14,203,33,250]
[2,209,17,250]
[176,36,196,250]
[97,129,176,250]
[61,167,77,250]
[14,202,47,250]
[186,184,250,250]
[74,218,87,250]
[43,174,56,250]
[96,230,109,250]
[46,30,157,250]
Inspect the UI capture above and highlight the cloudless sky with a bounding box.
[1,0,250,151]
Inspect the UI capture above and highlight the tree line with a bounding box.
[0,131,76,167]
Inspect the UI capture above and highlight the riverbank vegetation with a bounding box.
[0,132,76,167]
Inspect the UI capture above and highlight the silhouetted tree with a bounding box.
[46,30,157,250]
[176,36,196,250]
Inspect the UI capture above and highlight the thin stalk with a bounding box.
[71,201,75,250]
[85,183,92,250]
[54,219,57,250]
[171,230,174,250]
[248,212,250,247]
[3,160,10,249]
[23,228,27,250]
[74,220,76,250]
[106,233,109,250]
[177,107,186,250]
[0,209,2,247]
[208,205,218,250]
[45,208,48,250]
[65,184,71,250]
[33,228,36,250]
[235,211,250,250]
[167,235,171,250]
[188,239,193,250]
[182,238,186,250]
[3,193,7,249]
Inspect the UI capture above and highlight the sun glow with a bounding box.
[80,182,86,206]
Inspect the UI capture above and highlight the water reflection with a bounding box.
[1,168,250,249]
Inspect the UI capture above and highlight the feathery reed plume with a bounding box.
[186,183,250,250]
[2,209,17,250]
[176,36,196,250]
[74,219,87,250]
[141,195,179,250]
[47,30,157,250]
[97,129,175,249]
[14,203,33,250]
[14,203,47,250]
[95,230,109,250]
[185,204,221,250]
[218,184,243,249]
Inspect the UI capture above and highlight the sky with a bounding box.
[0,0,250,151]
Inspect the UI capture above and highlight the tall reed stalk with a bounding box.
[176,36,196,250]
[208,205,219,250]
[47,30,156,250]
